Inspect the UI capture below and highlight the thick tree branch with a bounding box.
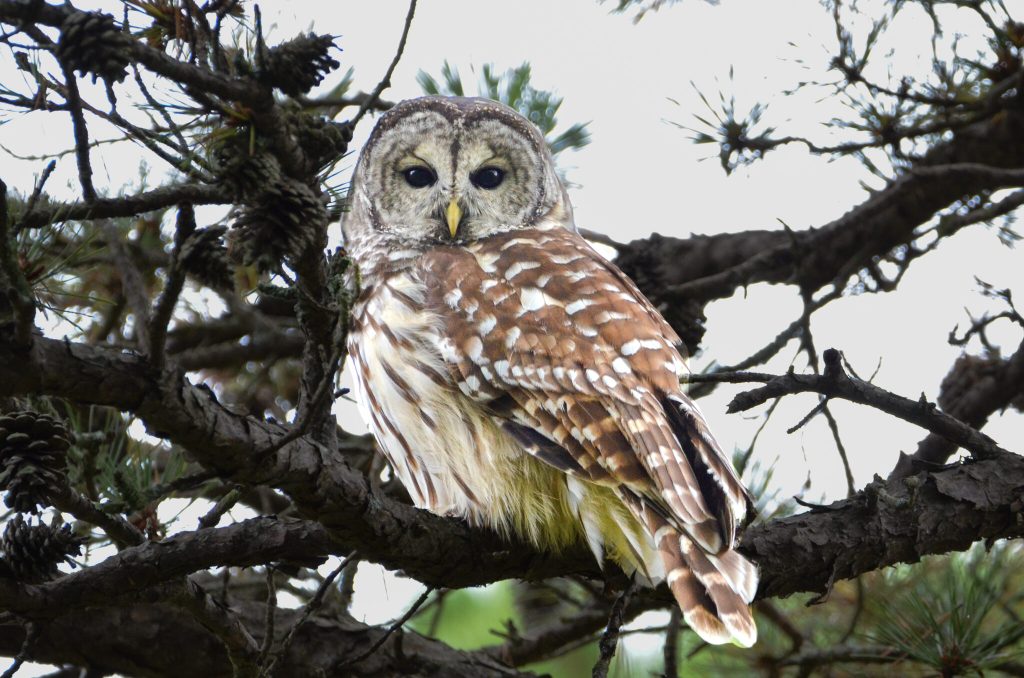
[0,448,1019,671]
[614,108,1024,347]
[0,600,535,677]
[1,336,1022,606]
[742,451,1024,600]
[892,339,1024,477]
[0,335,601,589]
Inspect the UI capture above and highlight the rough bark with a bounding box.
[0,602,534,677]
[891,339,1024,477]
[742,451,1024,600]
[0,451,1018,674]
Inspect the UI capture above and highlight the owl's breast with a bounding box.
[347,269,661,566]
[348,272,553,529]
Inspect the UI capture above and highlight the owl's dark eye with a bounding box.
[402,166,436,188]
[471,167,506,190]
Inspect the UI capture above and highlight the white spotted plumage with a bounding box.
[343,96,759,647]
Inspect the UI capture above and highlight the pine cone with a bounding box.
[181,226,234,291]
[56,11,131,84]
[1,515,84,583]
[0,411,70,514]
[229,179,327,270]
[263,34,340,97]
[214,142,284,201]
[291,114,352,170]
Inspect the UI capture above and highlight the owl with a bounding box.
[343,96,758,647]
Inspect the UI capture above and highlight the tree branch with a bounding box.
[16,182,226,230]
[2,334,1023,608]
[613,108,1024,349]
[723,349,1013,461]
[892,338,1024,477]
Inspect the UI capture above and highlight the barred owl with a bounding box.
[343,96,758,646]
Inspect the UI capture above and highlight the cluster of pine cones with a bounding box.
[0,411,84,583]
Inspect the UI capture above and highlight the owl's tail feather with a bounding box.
[678,535,758,647]
[649,509,758,647]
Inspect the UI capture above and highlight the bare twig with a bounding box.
[0,621,37,678]
[337,556,360,614]
[777,644,903,669]
[197,485,243,529]
[261,553,357,676]
[578,227,621,248]
[148,204,196,370]
[55,64,96,203]
[839,576,865,644]
[12,160,56,234]
[50,484,144,547]
[726,349,1012,460]
[663,608,681,678]
[341,584,435,669]
[17,182,226,230]
[592,580,635,678]
[300,90,396,114]
[257,567,277,668]
[131,62,192,166]
[786,397,829,434]
[349,0,418,131]
[822,404,856,497]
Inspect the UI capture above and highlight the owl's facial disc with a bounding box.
[355,97,567,245]
[445,118,548,241]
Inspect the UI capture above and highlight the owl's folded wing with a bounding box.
[420,227,750,554]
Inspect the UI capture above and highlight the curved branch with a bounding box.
[742,450,1024,600]
[892,338,1024,477]
[1,337,1022,606]
[721,349,1013,460]
[614,108,1024,315]
[0,600,534,677]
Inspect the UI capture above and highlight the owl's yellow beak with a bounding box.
[446,199,462,238]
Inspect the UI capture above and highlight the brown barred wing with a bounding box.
[419,227,758,647]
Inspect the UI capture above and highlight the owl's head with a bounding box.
[345,96,572,247]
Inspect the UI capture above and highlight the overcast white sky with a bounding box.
[2,0,1022,673]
